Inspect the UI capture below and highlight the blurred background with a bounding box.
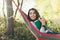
[0,0,60,40]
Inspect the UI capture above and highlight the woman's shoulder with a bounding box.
[34,19,40,22]
[34,19,42,25]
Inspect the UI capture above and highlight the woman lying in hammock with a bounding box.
[28,8,54,34]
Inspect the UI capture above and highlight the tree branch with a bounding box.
[14,0,20,18]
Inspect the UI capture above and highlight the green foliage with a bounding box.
[0,17,35,40]
[35,0,60,33]
[0,17,6,31]
[14,19,35,40]
[47,19,60,33]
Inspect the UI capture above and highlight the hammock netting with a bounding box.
[12,0,60,40]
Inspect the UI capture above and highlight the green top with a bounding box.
[34,19,48,31]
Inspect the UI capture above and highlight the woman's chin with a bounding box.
[31,19,36,20]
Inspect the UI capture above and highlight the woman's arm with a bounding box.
[40,26,45,33]
[39,17,47,33]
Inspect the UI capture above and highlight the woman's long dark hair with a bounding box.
[28,8,40,21]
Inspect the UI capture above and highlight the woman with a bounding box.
[28,8,48,33]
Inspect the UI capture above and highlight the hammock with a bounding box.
[12,0,60,40]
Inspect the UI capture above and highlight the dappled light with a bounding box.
[0,0,60,40]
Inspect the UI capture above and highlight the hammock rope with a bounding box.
[12,0,60,40]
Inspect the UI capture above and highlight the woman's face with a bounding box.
[29,10,36,20]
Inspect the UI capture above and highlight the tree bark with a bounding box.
[6,0,14,35]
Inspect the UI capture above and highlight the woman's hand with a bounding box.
[40,17,47,25]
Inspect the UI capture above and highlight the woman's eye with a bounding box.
[29,13,32,15]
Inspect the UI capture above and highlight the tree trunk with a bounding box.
[6,0,14,35]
